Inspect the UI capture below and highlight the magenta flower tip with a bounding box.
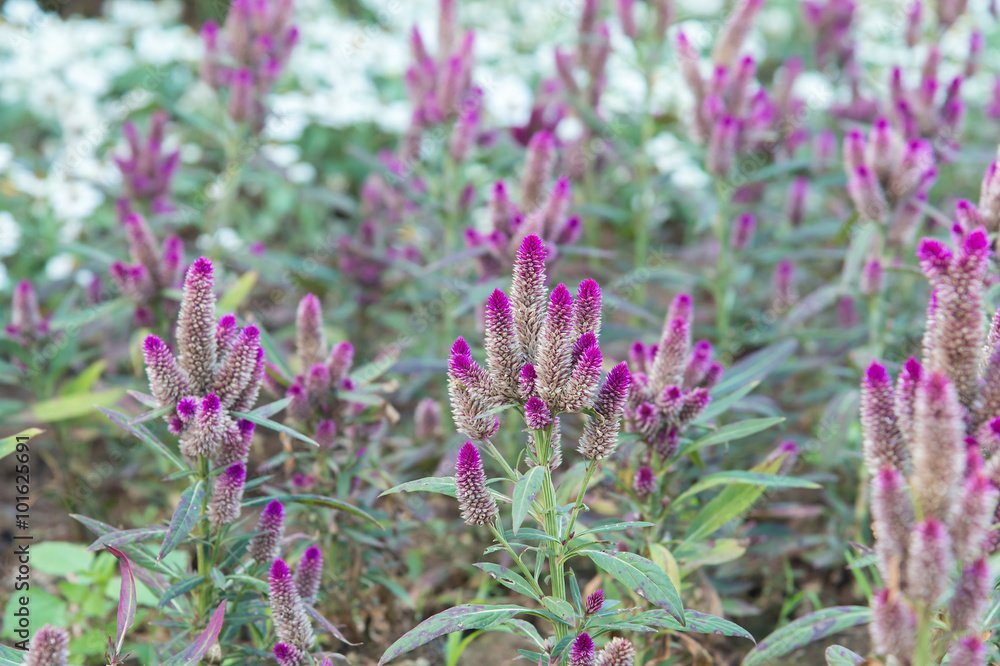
[486,289,510,311]
[518,234,547,261]
[457,441,481,470]
[271,558,292,579]
[865,361,889,384]
[916,238,952,265]
[191,256,213,277]
[903,356,922,379]
[177,397,197,419]
[264,499,284,519]
[224,461,246,484]
[451,336,471,357]
[584,589,604,615]
[143,334,166,353]
[302,544,322,562]
[965,226,989,252]
[202,393,221,411]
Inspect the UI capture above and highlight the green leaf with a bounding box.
[242,494,381,527]
[511,466,545,536]
[246,396,291,419]
[502,528,560,543]
[0,428,43,460]
[674,538,749,569]
[742,607,871,666]
[683,457,784,544]
[97,407,187,471]
[711,339,798,397]
[158,481,206,563]
[672,471,818,505]
[680,417,785,458]
[825,645,867,665]
[107,546,137,655]
[58,359,106,395]
[625,609,754,641]
[32,388,126,422]
[540,597,577,625]
[381,476,458,498]
[31,542,94,576]
[231,410,320,447]
[217,269,258,314]
[574,520,656,537]
[693,380,760,425]
[475,563,541,601]
[378,604,523,665]
[158,575,205,609]
[586,551,684,624]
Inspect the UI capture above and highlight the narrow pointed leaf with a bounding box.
[586,550,685,624]
[742,607,871,666]
[511,466,545,536]
[158,481,205,562]
[379,604,523,665]
[107,546,137,654]
[241,494,381,527]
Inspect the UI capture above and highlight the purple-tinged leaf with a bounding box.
[305,605,361,645]
[107,546,137,655]
[161,601,226,666]
[586,551,685,625]
[825,645,867,665]
[98,406,187,471]
[241,493,381,527]
[378,604,523,665]
[158,480,205,563]
[742,607,871,666]
[87,526,168,551]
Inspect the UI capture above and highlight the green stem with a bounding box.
[484,439,518,482]
[564,462,598,541]
[488,522,545,598]
[912,605,933,666]
[534,429,568,641]
[196,455,211,620]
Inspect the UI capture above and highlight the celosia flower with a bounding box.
[730,212,757,250]
[455,442,498,526]
[273,643,308,666]
[6,279,49,344]
[893,356,922,445]
[214,325,263,409]
[294,544,323,605]
[949,558,991,635]
[573,278,602,340]
[860,362,907,474]
[177,258,218,395]
[296,294,326,370]
[946,635,986,666]
[771,259,797,312]
[115,111,179,205]
[249,499,285,564]
[520,131,555,209]
[860,259,882,296]
[208,462,246,528]
[912,373,963,521]
[314,419,337,449]
[951,472,998,563]
[871,588,916,661]
[785,177,809,227]
[578,362,632,460]
[584,589,604,615]
[484,289,520,401]
[23,625,70,666]
[568,633,597,666]
[509,235,549,363]
[269,558,315,650]
[905,518,954,606]
[634,466,655,497]
[596,637,636,666]
[143,336,191,408]
[525,397,553,430]
[871,465,914,582]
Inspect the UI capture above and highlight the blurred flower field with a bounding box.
[3,0,1000,664]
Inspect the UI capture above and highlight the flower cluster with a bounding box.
[624,293,721,460]
[860,225,999,662]
[567,633,636,666]
[266,293,383,458]
[114,111,179,212]
[269,557,316,664]
[399,0,479,161]
[842,116,936,245]
[142,258,263,472]
[802,0,855,68]
[886,47,964,152]
[110,211,184,326]
[465,134,582,284]
[200,0,298,128]
[5,279,49,345]
[449,234,631,465]
[23,625,70,666]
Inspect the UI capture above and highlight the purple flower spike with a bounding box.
[326,340,355,384]
[536,283,576,410]
[947,635,986,666]
[455,442,498,526]
[294,544,324,605]
[296,294,326,369]
[950,558,991,635]
[484,289,520,400]
[871,465,913,581]
[510,235,548,363]
[564,343,603,413]
[860,361,906,475]
[871,588,916,661]
[314,419,338,449]
[23,625,70,666]
[143,334,191,407]
[785,177,809,227]
[415,399,442,439]
[584,589,604,615]
[579,362,632,460]
[568,633,597,666]
[574,278,603,340]
[952,472,998,563]
[273,643,308,666]
[269,558,315,650]
[707,115,739,177]
[208,462,246,528]
[650,318,690,393]
[906,518,954,606]
[520,131,555,209]
[249,499,285,564]
[912,372,964,520]
[730,212,757,250]
[519,363,537,400]
[634,466,655,497]
[214,324,263,409]
[525,397,553,430]
[177,258,217,395]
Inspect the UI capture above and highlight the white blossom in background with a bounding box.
[0,212,22,257]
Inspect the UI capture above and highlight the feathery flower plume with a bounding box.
[520,131,555,209]
[7,279,49,343]
[115,111,179,206]
[23,625,70,666]
[415,398,442,439]
[579,363,633,460]
[949,558,991,635]
[564,343,603,412]
[525,397,553,430]
[596,637,636,666]
[484,289,520,400]
[871,588,916,661]
[634,466,655,497]
[509,235,548,363]
[269,558,315,650]
[294,545,323,605]
[455,442,498,526]
[912,373,964,520]
[711,0,763,67]
[771,259,797,312]
[327,341,354,385]
[249,499,285,563]
[568,633,597,666]
[296,294,326,370]
[273,644,309,666]
[177,258,218,395]
[208,462,246,528]
[946,635,986,666]
[905,518,954,606]
[143,335,191,407]
[785,177,809,227]
[573,279,602,340]
[584,589,604,615]
[893,356,922,445]
[951,472,998,563]
[730,212,757,250]
[214,325,263,408]
[860,362,907,474]
[871,465,914,581]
